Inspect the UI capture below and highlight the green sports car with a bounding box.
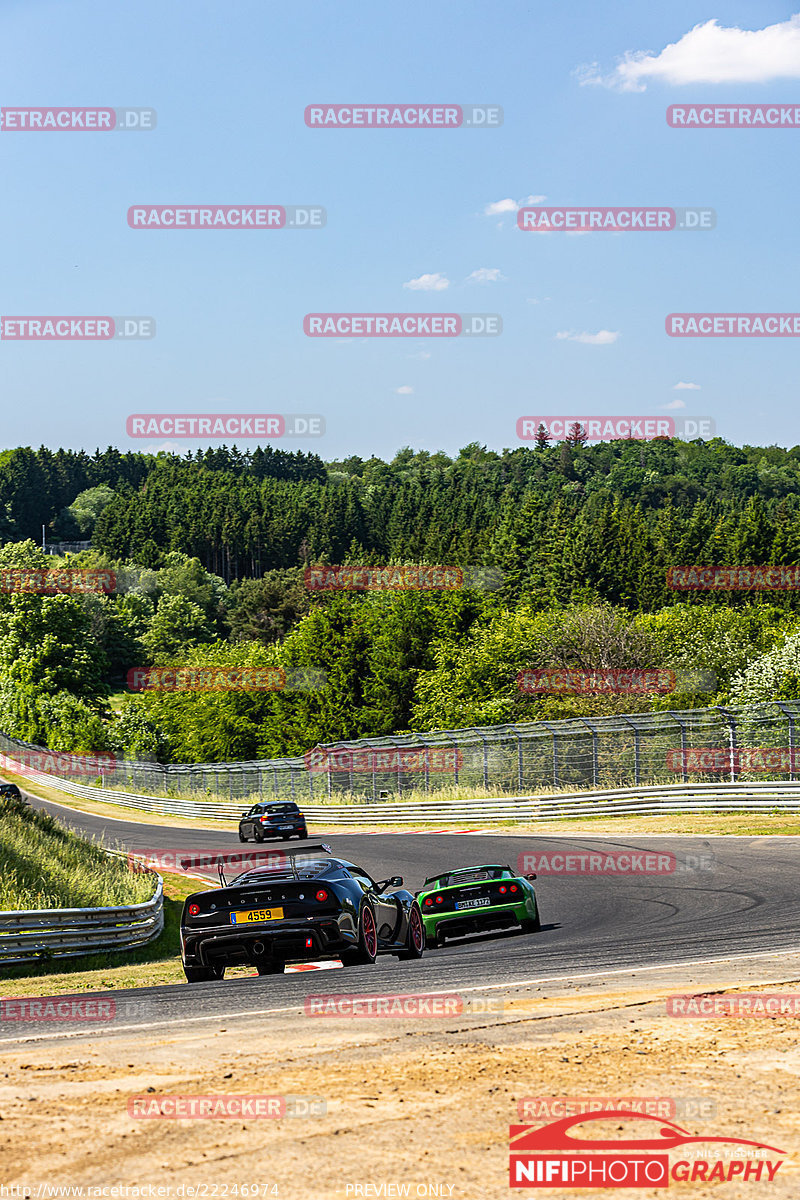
[416,863,540,948]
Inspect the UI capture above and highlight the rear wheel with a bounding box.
[342,901,378,965]
[298,828,308,839]
[238,829,247,842]
[521,909,541,933]
[184,965,225,983]
[426,930,441,950]
[256,960,285,975]
[397,903,425,959]
[254,828,265,842]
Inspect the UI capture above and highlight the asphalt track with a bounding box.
[5,792,800,1041]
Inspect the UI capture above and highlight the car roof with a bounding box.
[233,856,362,884]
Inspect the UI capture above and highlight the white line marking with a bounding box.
[3,946,800,1045]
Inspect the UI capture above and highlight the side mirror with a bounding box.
[390,875,403,887]
[526,872,537,881]
[240,812,249,818]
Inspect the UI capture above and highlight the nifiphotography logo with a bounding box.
[508,1111,786,1188]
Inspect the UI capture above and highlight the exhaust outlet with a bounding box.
[252,941,266,955]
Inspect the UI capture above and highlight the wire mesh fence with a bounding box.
[3,700,800,805]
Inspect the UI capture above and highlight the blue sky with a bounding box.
[1,1,798,459]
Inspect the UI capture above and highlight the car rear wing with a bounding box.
[181,844,333,886]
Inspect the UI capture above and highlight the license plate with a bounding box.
[455,897,490,910]
[230,907,284,924]
[280,825,294,830]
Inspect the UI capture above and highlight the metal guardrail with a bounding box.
[12,766,800,824]
[0,874,164,966]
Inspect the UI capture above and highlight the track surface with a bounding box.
[7,793,800,1040]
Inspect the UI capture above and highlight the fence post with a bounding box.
[517,733,523,792]
[453,739,460,787]
[424,746,430,794]
[667,712,688,783]
[716,707,738,783]
[577,719,599,788]
[479,732,489,789]
[620,716,640,786]
[774,702,797,781]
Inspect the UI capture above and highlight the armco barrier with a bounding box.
[0,873,163,965]
[9,764,800,824]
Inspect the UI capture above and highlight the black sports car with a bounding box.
[179,844,425,981]
[238,801,308,842]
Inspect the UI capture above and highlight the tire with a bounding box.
[342,901,378,965]
[426,930,441,950]
[397,903,425,960]
[184,965,225,983]
[254,828,265,843]
[238,829,247,842]
[256,960,285,975]
[521,909,541,934]
[298,828,308,839]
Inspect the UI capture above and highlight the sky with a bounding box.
[0,1,798,460]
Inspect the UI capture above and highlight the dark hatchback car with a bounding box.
[238,801,308,842]
[180,846,425,980]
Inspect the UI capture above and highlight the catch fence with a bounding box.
[2,701,800,804]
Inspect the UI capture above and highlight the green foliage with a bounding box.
[0,795,154,910]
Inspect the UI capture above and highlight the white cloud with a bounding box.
[466,267,506,284]
[579,14,800,91]
[555,329,620,345]
[484,198,518,216]
[484,194,546,217]
[395,385,414,395]
[673,380,701,390]
[403,272,450,291]
[663,398,687,410]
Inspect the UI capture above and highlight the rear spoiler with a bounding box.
[181,844,333,886]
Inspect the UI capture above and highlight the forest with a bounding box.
[1,435,800,764]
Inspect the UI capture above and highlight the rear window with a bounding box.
[266,803,300,814]
[427,867,508,888]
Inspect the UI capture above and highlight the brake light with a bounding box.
[188,903,200,916]
[510,884,518,893]
[499,885,507,894]
[435,895,444,905]
[315,889,328,902]
[260,816,270,823]
[423,898,433,907]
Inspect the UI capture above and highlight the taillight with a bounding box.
[260,816,270,823]
[188,903,200,916]
[435,895,444,905]
[510,884,518,893]
[423,897,433,907]
[499,885,507,894]
[315,889,328,902]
